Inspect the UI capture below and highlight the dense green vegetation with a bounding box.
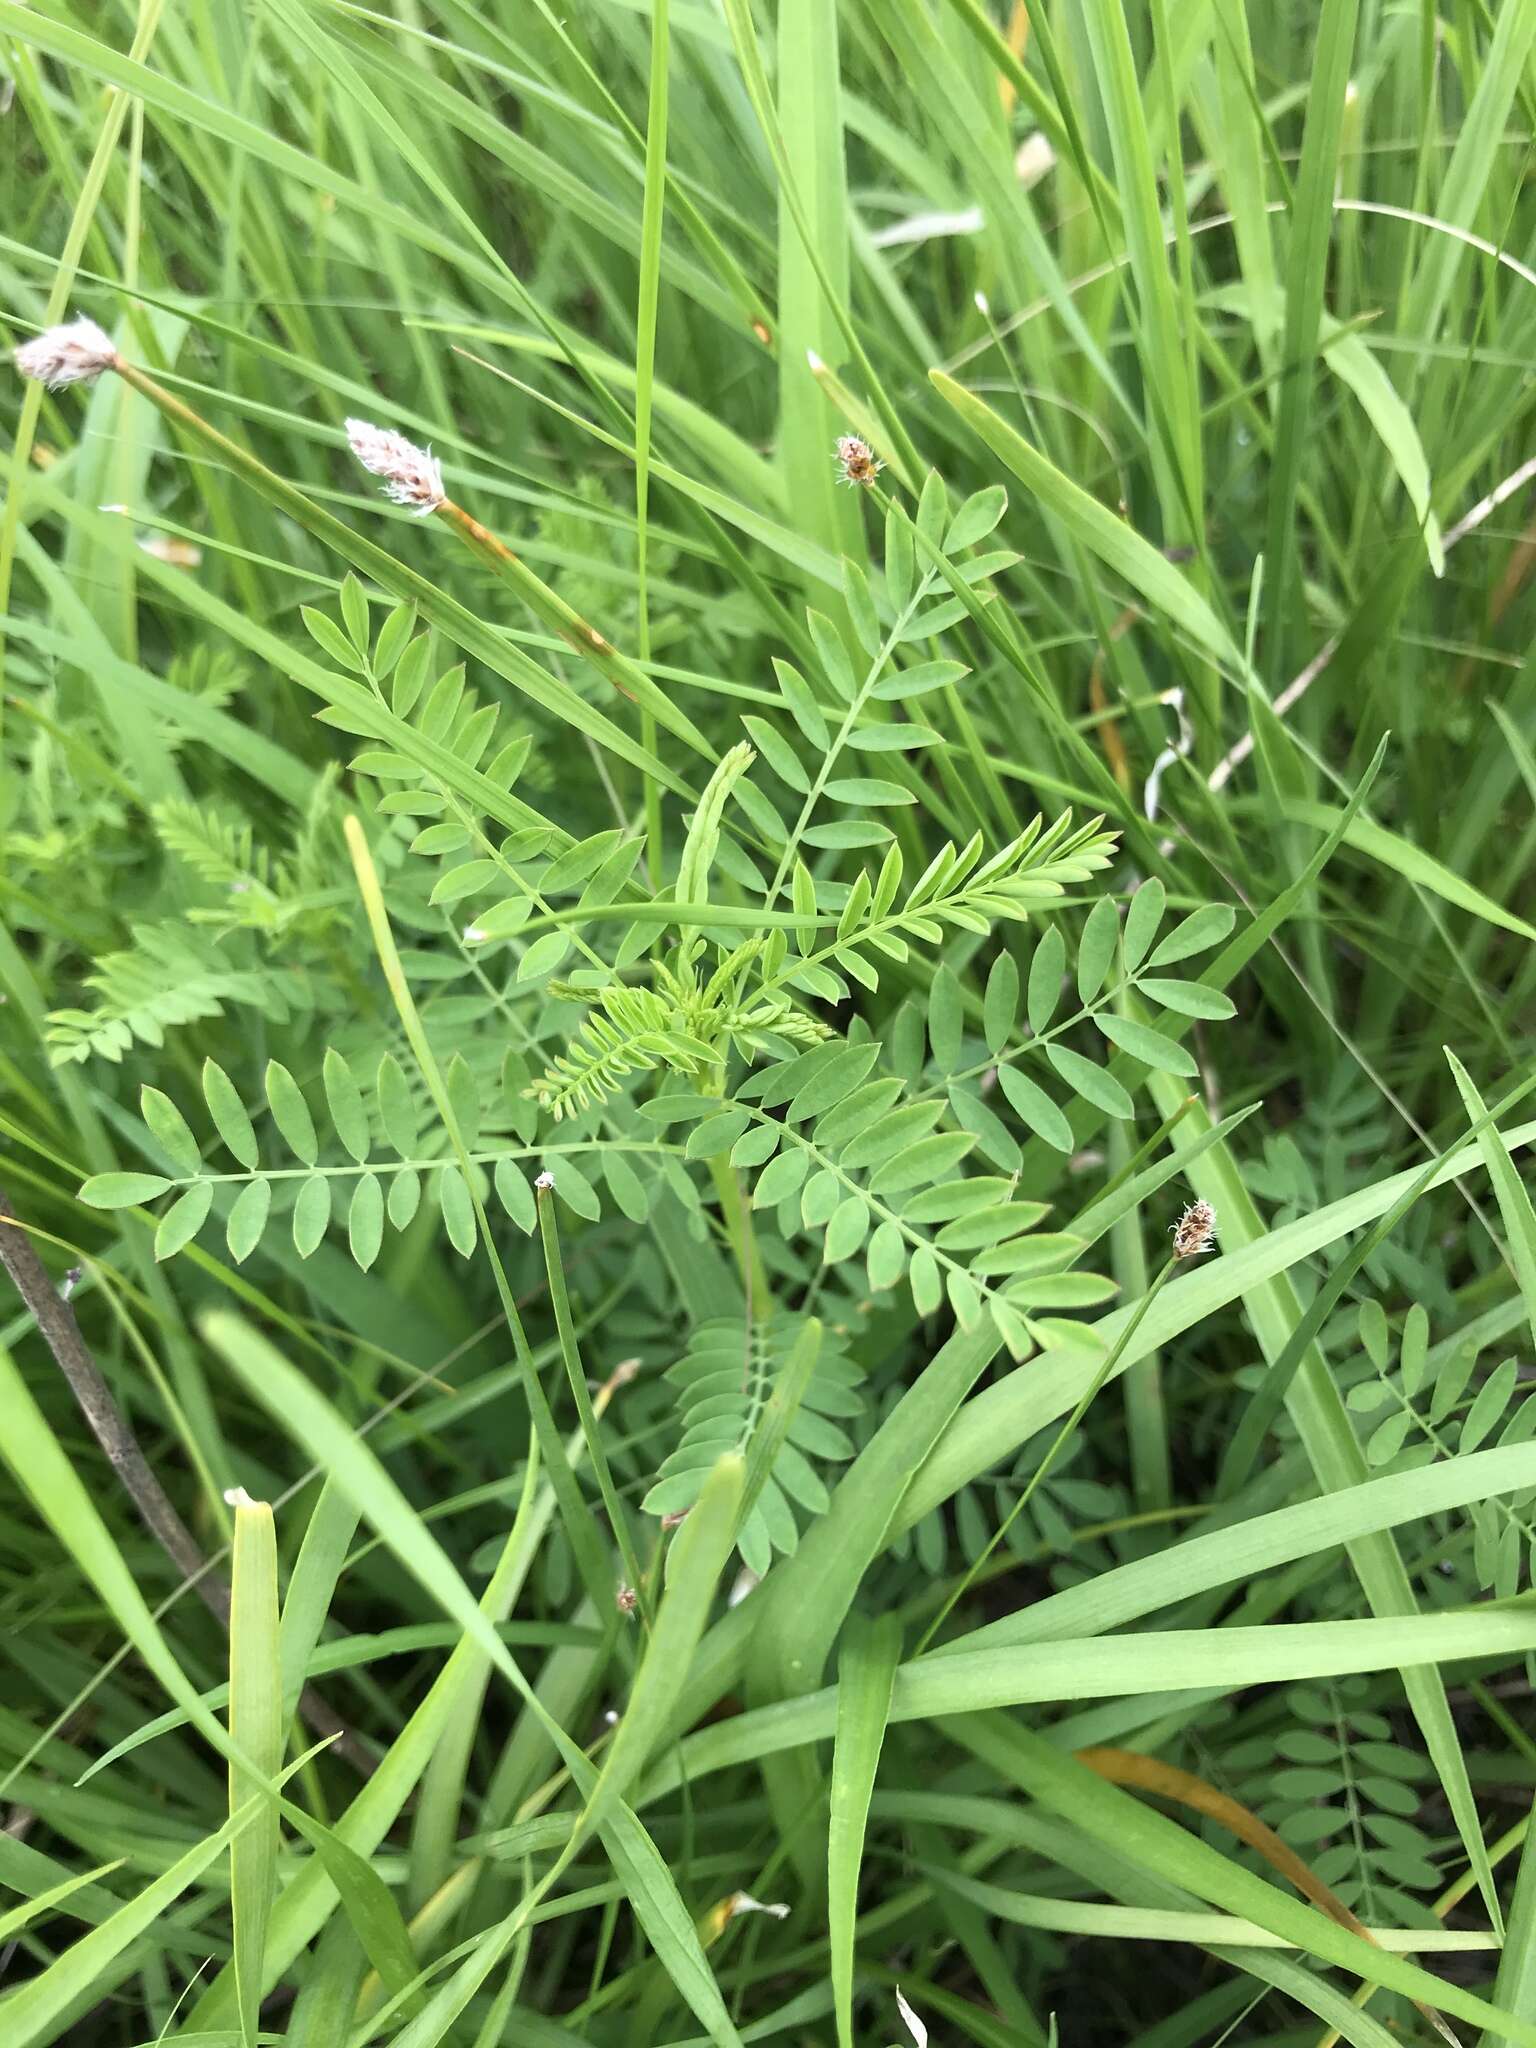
[4,0,1536,2042]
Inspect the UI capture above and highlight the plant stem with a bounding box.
[707,1154,771,1323]
[0,1188,373,1774]
[433,501,712,784]
[103,355,707,783]
[914,1254,1184,1655]
[345,815,617,1624]
[537,1182,652,1623]
[701,1066,770,1318]
[634,0,670,889]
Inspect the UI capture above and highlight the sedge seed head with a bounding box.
[15,316,117,389]
[1172,1199,1217,1261]
[834,434,882,488]
[344,417,445,515]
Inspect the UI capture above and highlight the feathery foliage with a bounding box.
[3,2,1536,2045]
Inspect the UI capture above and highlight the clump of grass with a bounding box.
[3,3,1536,2045]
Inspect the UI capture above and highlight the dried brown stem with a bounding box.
[0,1190,373,1775]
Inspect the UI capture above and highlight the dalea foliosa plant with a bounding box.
[8,11,1536,2038]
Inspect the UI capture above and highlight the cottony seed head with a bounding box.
[1172,1199,1217,1261]
[1015,131,1057,188]
[834,434,882,488]
[344,417,445,516]
[15,316,117,389]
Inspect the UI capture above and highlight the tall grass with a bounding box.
[2,1,1536,2043]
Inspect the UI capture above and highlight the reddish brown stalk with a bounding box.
[19,332,659,729]
[434,497,634,694]
[1078,1748,1459,2046]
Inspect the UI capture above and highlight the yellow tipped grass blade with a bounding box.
[226,1486,283,2048]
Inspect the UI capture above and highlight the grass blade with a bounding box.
[225,1487,283,2048]
[580,1450,743,1843]
[1260,0,1360,679]
[829,1614,901,2048]
[950,1721,1536,2046]
[1446,1051,1536,1353]
[930,370,1240,671]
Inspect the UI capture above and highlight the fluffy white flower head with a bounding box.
[345,417,445,515]
[15,316,117,389]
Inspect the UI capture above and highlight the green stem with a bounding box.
[762,568,940,912]
[634,0,669,889]
[538,1180,652,1622]
[914,1254,1185,1655]
[641,708,664,890]
[344,816,617,1623]
[436,497,707,757]
[708,1152,771,1322]
[702,1062,771,1318]
[1112,1121,1171,1519]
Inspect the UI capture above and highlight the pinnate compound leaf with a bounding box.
[265,1062,317,1166]
[226,1179,272,1265]
[349,1174,384,1270]
[83,1172,173,1210]
[205,1059,258,1169]
[140,1087,201,1175]
[155,1183,212,1259]
[323,1048,371,1164]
